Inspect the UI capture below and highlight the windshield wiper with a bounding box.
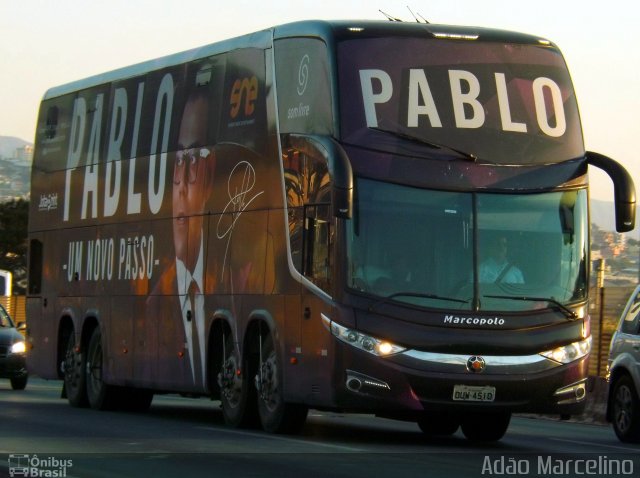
[483,295,579,320]
[369,126,477,162]
[369,292,468,312]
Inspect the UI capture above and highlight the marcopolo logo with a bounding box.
[8,454,73,477]
[443,315,505,326]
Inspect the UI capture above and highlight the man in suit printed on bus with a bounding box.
[147,87,216,388]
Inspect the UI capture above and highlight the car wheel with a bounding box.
[611,375,640,443]
[10,375,28,390]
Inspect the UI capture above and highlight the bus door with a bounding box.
[300,203,335,404]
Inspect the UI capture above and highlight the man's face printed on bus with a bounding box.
[172,95,214,268]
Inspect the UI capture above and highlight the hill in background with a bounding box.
[0,136,30,159]
[591,198,640,240]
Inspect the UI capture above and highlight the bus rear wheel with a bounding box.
[460,412,511,442]
[86,328,120,410]
[218,332,258,427]
[256,333,308,434]
[63,332,88,407]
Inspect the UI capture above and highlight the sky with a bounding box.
[0,0,638,201]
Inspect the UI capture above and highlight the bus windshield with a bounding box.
[338,37,584,164]
[347,179,588,312]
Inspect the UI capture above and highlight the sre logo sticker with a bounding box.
[230,76,258,119]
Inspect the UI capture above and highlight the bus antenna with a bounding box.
[379,10,402,22]
[407,6,430,23]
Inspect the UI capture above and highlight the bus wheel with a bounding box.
[218,333,258,427]
[460,412,511,442]
[417,412,460,436]
[86,328,119,410]
[63,332,88,407]
[118,388,154,412]
[256,333,308,434]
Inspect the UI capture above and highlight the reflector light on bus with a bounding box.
[433,32,479,40]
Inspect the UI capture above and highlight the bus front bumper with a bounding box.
[332,340,589,416]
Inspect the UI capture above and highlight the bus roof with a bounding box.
[42,19,554,101]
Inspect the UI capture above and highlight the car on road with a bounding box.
[0,303,28,390]
[607,284,640,443]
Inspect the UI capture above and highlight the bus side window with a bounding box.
[282,143,331,277]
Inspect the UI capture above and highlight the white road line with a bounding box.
[549,437,640,452]
[195,426,366,452]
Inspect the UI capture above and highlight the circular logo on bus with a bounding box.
[466,356,486,373]
[297,54,310,96]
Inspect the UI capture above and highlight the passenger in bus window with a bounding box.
[147,89,216,386]
[479,236,524,284]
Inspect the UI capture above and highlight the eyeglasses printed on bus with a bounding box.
[173,148,211,184]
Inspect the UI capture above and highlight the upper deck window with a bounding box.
[338,37,584,164]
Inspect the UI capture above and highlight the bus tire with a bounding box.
[256,333,308,434]
[461,412,511,442]
[219,332,259,428]
[417,412,460,436]
[63,332,88,407]
[611,375,640,443]
[86,328,119,410]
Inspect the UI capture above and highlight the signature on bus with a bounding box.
[216,161,264,279]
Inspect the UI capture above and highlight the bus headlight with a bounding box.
[327,320,406,357]
[540,336,591,364]
[10,341,27,354]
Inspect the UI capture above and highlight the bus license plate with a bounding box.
[452,385,496,402]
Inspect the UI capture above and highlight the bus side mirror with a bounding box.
[586,151,636,232]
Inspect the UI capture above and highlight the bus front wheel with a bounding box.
[256,333,308,434]
[417,411,460,436]
[460,412,511,442]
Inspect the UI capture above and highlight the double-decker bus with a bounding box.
[27,20,635,441]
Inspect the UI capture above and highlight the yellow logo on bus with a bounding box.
[230,76,258,119]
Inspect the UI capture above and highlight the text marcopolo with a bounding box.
[443,315,505,326]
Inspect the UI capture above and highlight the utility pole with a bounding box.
[596,258,606,377]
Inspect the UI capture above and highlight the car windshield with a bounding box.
[0,305,14,327]
[346,178,588,312]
